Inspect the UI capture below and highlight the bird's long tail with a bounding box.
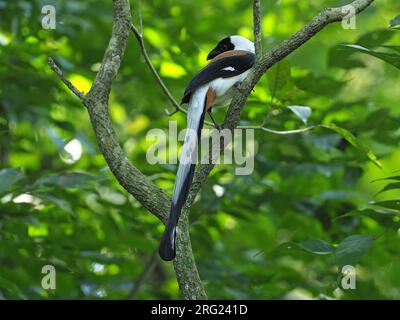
[159,87,208,261]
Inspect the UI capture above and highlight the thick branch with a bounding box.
[81,0,169,223]
[48,55,169,219]
[49,57,170,221]
[173,214,207,299]
[48,3,169,228]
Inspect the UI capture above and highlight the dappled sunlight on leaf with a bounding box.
[160,61,187,79]
[69,74,92,93]
[126,114,150,134]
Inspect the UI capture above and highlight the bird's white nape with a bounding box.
[230,35,255,53]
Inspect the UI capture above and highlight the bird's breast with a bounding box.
[210,70,250,96]
[209,70,251,107]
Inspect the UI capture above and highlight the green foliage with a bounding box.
[335,235,374,267]
[267,60,291,99]
[1,0,400,300]
[298,239,335,255]
[390,14,400,28]
[298,235,374,268]
[0,168,24,194]
[321,124,382,168]
[343,44,400,70]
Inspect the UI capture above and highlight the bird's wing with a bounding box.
[181,52,255,104]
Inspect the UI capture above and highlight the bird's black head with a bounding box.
[207,37,234,60]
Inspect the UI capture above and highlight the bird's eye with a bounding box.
[220,44,228,50]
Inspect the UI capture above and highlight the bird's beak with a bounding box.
[207,47,220,60]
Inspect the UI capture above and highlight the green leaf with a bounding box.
[335,235,374,267]
[32,172,101,190]
[293,73,347,94]
[376,182,400,195]
[342,44,400,70]
[328,46,366,69]
[371,200,400,211]
[357,29,394,48]
[380,46,400,54]
[390,14,400,28]
[322,123,382,168]
[0,167,24,194]
[287,106,312,125]
[298,239,336,255]
[267,60,291,98]
[33,192,75,215]
[371,175,400,182]
[335,208,400,221]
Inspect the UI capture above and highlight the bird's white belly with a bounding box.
[209,69,250,107]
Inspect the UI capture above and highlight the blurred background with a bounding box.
[0,0,400,299]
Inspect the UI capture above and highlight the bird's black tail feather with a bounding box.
[159,109,206,261]
[158,203,179,261]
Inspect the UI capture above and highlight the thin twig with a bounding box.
[47,57,86,102]
[238,124,319,135]
[127,249,158,300]
[138,0,143,34]
[130,24,183,114]
[253,0,262,58]
[130,13,215,126]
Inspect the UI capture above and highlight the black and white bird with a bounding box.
[159,35,255,261]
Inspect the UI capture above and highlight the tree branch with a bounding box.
[49,56,169,221]
[80,1,169,223]
[253,0,262,58]
[173,213,207,299]
[47,58,86,101]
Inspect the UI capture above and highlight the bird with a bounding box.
[159,35,255,261]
